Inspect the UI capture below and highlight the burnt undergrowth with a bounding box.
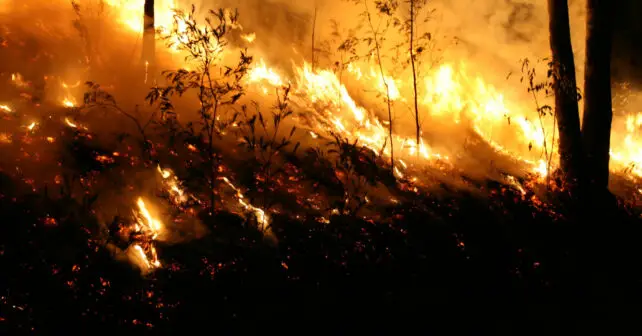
[1,125,641,334]
[1,5,642,335]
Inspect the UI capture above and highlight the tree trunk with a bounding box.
[547,0,584,187]
[410,0,421,157]
[142,0,155,65]
[582,0,614,192]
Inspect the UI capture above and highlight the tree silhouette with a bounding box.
[546,0,585,190]
[142,0,155,66]
[582,0,614,197]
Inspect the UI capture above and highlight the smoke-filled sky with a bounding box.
[211,0,640,85]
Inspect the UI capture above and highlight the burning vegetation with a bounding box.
[1,0,641,333]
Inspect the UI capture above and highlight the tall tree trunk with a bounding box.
[142,0,155,65]
[582,0,614,192]
[547,0,584,187]
[410,0,421,157]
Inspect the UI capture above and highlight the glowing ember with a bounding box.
[95,155,116,164]
[0,133,12,144]
[144,60,149,84]
[11,73,27,88]
[25,122,37,131]
[0,104,12,113]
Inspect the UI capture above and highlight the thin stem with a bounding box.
[364,0,394,171]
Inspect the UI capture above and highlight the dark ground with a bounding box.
[1,169,641,335]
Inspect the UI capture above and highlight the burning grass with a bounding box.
[1,0,642,332]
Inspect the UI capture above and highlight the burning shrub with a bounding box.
[147,6,253,208]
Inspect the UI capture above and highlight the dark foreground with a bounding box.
[1,174,641,335]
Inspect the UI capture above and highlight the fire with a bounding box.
[132,244,160,269]
[221,177,269,231]
[62,98,75,108]
[25,122,37,131]
[350,64,401,101]
[241,32,256,43]
[247,58,285,88]
[128,197,163,270]
[95,155,115,163]
[609,112,642,177]
[157,165,189,205]
[64,117,77,128]
[0,133,12,144]
[134,197,163,240]
[101,0,642,188]
[11,73,27,88]
[61,81,81,89]
[0,104,12,113]
[533,159,548,177]
[103,0,178,33]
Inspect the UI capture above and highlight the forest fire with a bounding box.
[0,0,639,258]
[4,0,639,188]
[2,0,642,332]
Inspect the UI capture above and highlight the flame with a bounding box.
[128,197,163,270]
[241,32,256,43]
[26,122,37,131]
[533,159,548,177]
[221,177,269,231]
[132,244,161,269]
[11,73,27,88]
[11,0,642,211]
[104,0,178,33]
[0,104,12,113]
[62,98,75,108]
[157,165,189,205]
[135,197,163,240]
[61,81,81,89]
[64,117,77,128]
[248,58,285,87]
[505,175,526,195]
[609,112,642,177]
[0,133,12,144]
[144,60,149,84]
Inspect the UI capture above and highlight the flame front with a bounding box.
[130,197,163,270]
